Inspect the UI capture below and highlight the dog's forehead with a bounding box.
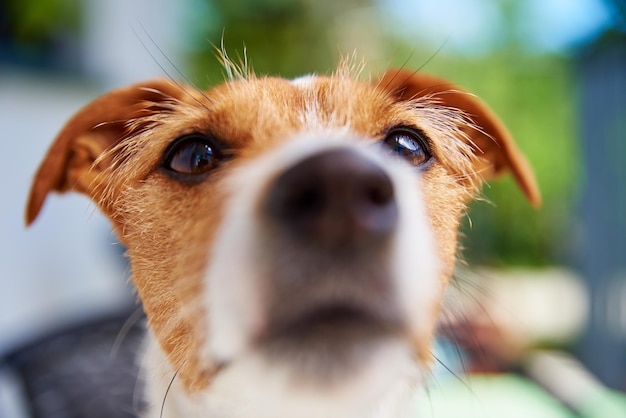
[201,75,392,139]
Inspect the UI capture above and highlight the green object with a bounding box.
[416,374,576,418]
[579,388,626,418]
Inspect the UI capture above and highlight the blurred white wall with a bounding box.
[83,0,185,87]
[0,0,186,354]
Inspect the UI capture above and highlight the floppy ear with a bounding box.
[26,79,190,225]
[379,68,541,206]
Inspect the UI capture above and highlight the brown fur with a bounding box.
[26,66,538,392]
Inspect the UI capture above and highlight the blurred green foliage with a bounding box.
[424,54,579,266]
[7,0,81,42]
[186,0,373,85]
[185,0,580,267]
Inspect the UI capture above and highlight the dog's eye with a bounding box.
[383,128,431,167]
[163,135,220,175]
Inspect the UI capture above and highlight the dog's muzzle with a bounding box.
[207,139,438,374]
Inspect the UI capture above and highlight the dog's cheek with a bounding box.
[421,165,472,284]
[112,176,227,390]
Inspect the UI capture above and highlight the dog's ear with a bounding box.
[379,68,541,206]
[26,80,189,225]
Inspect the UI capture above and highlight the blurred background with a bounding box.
[1,0,625,417]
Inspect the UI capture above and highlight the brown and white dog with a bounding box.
[26,60,539,418]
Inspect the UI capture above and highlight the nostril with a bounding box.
[265,148,398,245]
[267,167,326,222]
[285,184,324,217]
[366,176,394,207]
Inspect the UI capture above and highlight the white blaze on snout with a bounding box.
[386,153,441,348]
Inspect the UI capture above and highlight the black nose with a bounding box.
[265,149,398,248]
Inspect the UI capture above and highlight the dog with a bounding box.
[26,59,539,418]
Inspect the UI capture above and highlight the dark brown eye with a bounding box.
[163,135,220,175]
[383,128,431,167]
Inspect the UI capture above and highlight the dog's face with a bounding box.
[27,64,539,413]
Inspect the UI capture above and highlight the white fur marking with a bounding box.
[290,74,317,87]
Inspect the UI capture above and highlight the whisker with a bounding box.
[110,306,145,359]
[431,352,473,392]
[130,26,179,85]
[377,50,415,93]
[135,21,198,88]
[131,21,212,111]
[161,370,178,418]
[416,37,450,73]
[437,310,472,374]
[379,38,449,95]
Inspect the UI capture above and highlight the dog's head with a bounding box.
[27,64,538,414]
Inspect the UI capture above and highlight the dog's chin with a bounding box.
[201,330,417,418]
[255,304,405,383]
